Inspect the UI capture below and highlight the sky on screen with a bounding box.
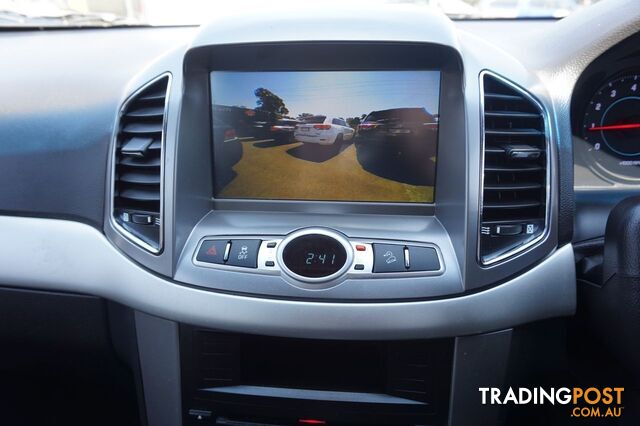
[211,70,440,119]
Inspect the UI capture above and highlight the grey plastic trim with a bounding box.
[176,212,458,300]
[110,72,172,254]
[478,70,552,265]
[190,4,459,49]
[135,311,182,426]
[0,216,575,340]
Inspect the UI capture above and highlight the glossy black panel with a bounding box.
[283,234,347,278]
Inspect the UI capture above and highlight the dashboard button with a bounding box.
[226,240,261,268]
[407,246,440,272]
[373,244,406,273]
[196,240,228,265]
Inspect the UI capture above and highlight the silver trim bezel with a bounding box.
[190,233,446,293]
[478,70,552,266]
[110,73,172,254]
[277,227,355,284]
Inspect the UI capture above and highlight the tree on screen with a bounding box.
[347,116,361,129]
[254,88,289,117]
[297,112,314,121]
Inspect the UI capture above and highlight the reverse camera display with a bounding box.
[211,70,440,203]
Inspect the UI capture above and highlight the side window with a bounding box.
[339,119,348,127]
[332,118,342,126]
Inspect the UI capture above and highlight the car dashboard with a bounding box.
[1,0,640,425]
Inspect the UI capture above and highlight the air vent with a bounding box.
[479,72,548,265]
[112,74,170,253]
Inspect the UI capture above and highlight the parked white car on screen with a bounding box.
[294,116,355,146]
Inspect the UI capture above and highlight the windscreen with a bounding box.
[211,70,440,203]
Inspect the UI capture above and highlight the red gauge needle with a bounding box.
[588,123,640,131]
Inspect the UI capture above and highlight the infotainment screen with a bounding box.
[210,70,440,203]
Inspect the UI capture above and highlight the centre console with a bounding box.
[100,4,575,426]
[107,11,564,301]
[171,40,468,301]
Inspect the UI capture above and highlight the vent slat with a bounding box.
[484,183,542,190]
[485,129,544,136]
[485,111,540,119]
[119,156,162,168]
[126,106,165,119]
[119,187,161,202]
[119,172,161,185]
[484,145,505,153]
[484,93,525,101]
[123,122,163,134]
[483,201,542,209]
[137,92,166,102]
[113,75,169,252]
[484,165,543,172]
[480,74,547,264]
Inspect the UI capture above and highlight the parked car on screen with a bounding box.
[269,118,299,142]
[294,115,355,148]
[212,119,242,185]
[355,107,438,157]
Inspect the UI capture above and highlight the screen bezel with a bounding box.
[184,41,464,216]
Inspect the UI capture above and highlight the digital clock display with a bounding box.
[282,234,348,278]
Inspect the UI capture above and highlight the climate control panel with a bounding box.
[192,228,443,286]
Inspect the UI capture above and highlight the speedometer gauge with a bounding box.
[582,73,640,182]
